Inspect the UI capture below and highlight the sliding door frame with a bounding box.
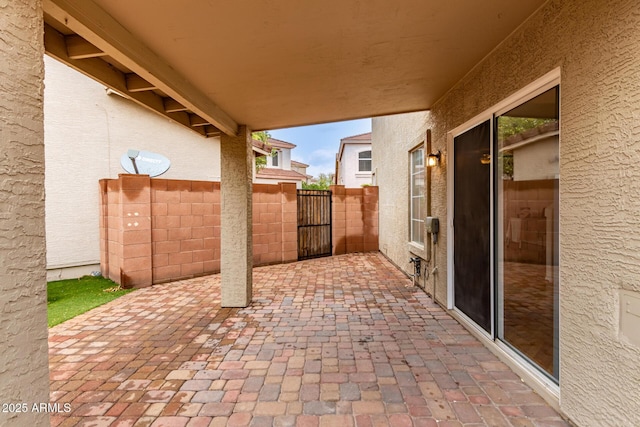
[446,68,561,386]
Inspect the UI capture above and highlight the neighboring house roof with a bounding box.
[253,137,299,155]
[342,132,372,141]
[267,137,296,149]
[252,139,271,156]
[337,132,371,162]
[291,160,309,168]
[256,167,308,181]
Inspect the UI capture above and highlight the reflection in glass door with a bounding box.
[496,86,560,380]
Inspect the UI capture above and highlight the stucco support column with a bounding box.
[221,125,253,307]
[0,1,50,426]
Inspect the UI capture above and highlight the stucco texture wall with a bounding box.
[0,1,50,425]
[372,111,429,283]
[44,56,221,277]
[374,0,640,424]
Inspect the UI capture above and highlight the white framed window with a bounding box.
[358,150,372,172]
[272,150,279,167]
[410,147,425,245]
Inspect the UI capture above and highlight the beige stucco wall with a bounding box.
[372,111,429,285]
[0,1,50,426]
[220,127,253,307]
[44,56,221,279]
[373,0,640,424]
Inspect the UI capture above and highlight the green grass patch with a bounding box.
[47,276,134,327]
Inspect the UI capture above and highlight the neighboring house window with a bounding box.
[410,147,425,245]
[359,150,372,172]
[272,150,279,167]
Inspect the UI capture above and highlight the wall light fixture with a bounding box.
[427,150,441,167]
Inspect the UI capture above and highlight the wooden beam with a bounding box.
[65,34,106,59]
[190,115,210,127]
[44,23,206,138]
[126,74,157,92]
[205,125,221,137]
[44,0,238,136]
[164,98,188,113]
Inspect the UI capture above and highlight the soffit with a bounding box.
[44,0,546,135]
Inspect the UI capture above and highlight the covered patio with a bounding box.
[6,1,640,425]
[49,253,567,426]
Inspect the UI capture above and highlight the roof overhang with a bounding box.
[251,140,271,156]
[43,0,546,137]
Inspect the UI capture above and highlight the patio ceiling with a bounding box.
[43,0,546,137]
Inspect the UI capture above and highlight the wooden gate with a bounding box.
[297,189,332,260]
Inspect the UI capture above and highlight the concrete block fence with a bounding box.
[331,185,379,255]
[100,175,378,288]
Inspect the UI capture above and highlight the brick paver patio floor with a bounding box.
[49,253,569,427]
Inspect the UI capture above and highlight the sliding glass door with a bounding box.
[496,86,560,380]
[451,80,560,382]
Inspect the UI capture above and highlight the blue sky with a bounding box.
[269,118,371,178]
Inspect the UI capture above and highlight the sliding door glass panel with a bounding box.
[496,86,560,380]
[454,120,491,332]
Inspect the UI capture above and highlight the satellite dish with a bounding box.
[120,149,171,177]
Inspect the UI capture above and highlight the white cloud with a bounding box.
[303,149,336,177]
